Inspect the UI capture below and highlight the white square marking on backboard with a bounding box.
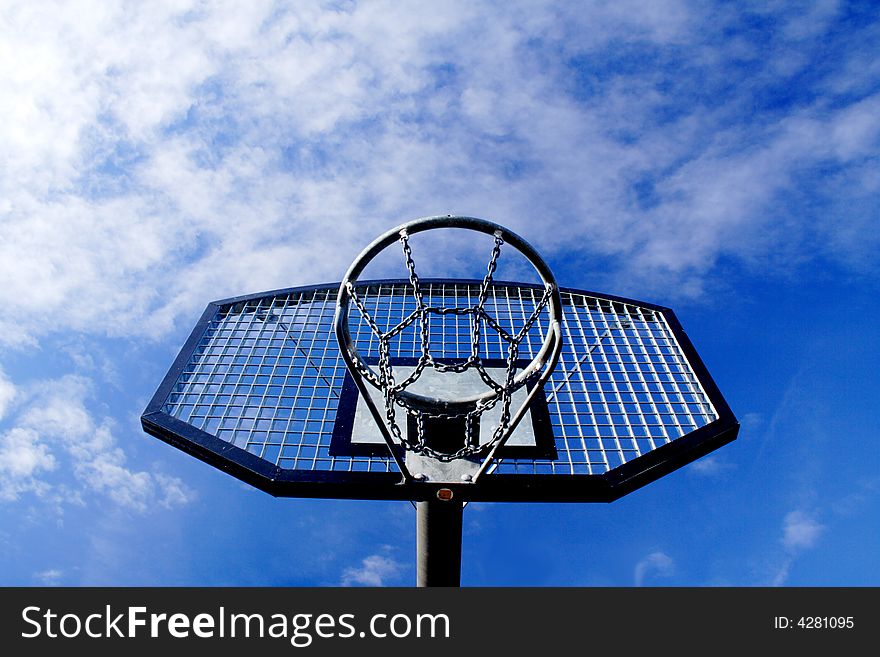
[351,366,538,447]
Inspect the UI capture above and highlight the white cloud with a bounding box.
[341,554,404,587]
[0,369,16,421]
[0,427,56,501]
[781,510,824,552]
[634,551,675,587]
[771,509,825,586]
[740,412,763,432]
[0,1,874,349]
[771,561,793,588]
[0,374,192,512]
[688,454,735,477]
[153,473,195,509]
[780,0,841,40]
[74,446,159,513]
[18,377,95,441]
[34,568,63,586]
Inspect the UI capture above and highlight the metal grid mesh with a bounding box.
[163,282,718,477]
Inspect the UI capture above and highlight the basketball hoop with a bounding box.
[143,212,738,587]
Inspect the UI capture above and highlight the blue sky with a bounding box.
[1,0,878,586]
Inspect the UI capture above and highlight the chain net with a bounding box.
[345,228,553,462]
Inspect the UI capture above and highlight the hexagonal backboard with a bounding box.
[141,279,738,502]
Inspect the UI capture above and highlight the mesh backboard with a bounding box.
[142,280,738,502]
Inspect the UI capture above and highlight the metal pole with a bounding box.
[416,498,463,587]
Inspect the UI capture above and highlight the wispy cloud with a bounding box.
[689,454,735,477]
[341,554,405,587]
[781,510,824,552]
[0,370,16,421]
[772,509,825,586]
[0,1,875,351]
[634,551,675,587]
[0,375,192,512]
[34,569,63,586]
[0,427,56,501]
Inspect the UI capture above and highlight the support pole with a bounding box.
[416,498,463,587]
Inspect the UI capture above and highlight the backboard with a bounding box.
[141,278,738,503]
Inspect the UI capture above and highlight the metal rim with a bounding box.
[334,215,563,411]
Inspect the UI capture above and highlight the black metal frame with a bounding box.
[141,280,739,503]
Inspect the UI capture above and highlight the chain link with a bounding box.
[471,231,504,361]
